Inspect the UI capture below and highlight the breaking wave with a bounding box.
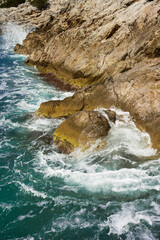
[0,22,160,240]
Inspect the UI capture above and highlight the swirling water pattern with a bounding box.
[0,23,160,240]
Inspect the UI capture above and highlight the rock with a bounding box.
[14,43,29,55]
[36,59,160,150]
[0,1,54,32]
[53,111,112,154]
[1,0,160,150]
[104,110,116,123]
[35,91,85,118]
[39,73,78,91]
[13,0,160,90]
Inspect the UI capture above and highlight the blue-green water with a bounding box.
[0,23,160,240]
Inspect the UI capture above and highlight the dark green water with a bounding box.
[0,23,160,240]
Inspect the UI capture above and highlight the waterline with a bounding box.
[0,23,160,240]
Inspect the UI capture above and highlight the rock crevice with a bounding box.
[1,0,160,151]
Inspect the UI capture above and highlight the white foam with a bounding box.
[25,116,63,132]
[16,89,73,113]
[96,107,157,157]
[18,211,35,221]
[1,25,159,240]
[0,91,8,100]
[30,108,160,197]
[2,22,29,50]
[106,204,153,235]
[0,116,20,128]
[35,146,160,194]
[0,203,12,212]
[0,81,7,90]
[19,182,47,199]
[97,109,115,127]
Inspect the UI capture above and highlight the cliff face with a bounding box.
[2,0,160,150]
[15,0,160,87]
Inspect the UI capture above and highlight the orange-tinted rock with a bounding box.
[2,0,160,150]
[53,111,112,154]
[36,59,160,150]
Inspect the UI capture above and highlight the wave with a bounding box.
[1,22,30,50]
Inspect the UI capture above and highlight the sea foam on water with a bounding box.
[0,22,160,240]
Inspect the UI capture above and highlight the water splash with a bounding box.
[19,182,47,199]
[96,107,157,158]
[0,24,160,240]
[2,22,30,50]
[97,109,115,127]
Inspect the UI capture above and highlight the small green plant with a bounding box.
[0,0,25,8]
[0,0,48,9]
[28,0,48,10]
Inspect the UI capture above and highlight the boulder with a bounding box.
[36,59,160,150]
[53,110,115,154]
[2,0,160,150]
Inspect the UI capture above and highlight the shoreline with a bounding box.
[1,0,160,152]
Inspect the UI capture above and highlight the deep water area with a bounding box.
[0,23,160,240]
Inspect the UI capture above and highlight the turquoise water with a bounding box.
[0,23,160,240]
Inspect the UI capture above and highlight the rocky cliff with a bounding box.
[14,0,160,87]
[1,0,160,151]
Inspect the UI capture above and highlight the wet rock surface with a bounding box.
[1,0,160,151]
[36,59,160,150]
[53,110,113,154]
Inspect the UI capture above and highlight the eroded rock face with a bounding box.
[2,0,160,150]
[0,0,63,32]
[0,2,39,31]
[14,43,29,55]
[36,59,160,150]
[12,0,160,89]
[35,91,85,118]
[53,110,114,154]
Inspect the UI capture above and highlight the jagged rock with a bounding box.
[53,110,114,154]
[104,110,116,123]
[1,0,160,150]
[35,91,85,118]
[0,1,55,31]
[14,43,29,55]
[12,0,160,89]
[36,59,160,150]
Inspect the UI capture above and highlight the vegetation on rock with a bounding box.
[0,0,25,8]
[0,0,48,9]
[28,0,48,9]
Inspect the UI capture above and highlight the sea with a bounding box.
[0,23,160,240]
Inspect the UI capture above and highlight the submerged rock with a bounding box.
[53,110,114,154]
